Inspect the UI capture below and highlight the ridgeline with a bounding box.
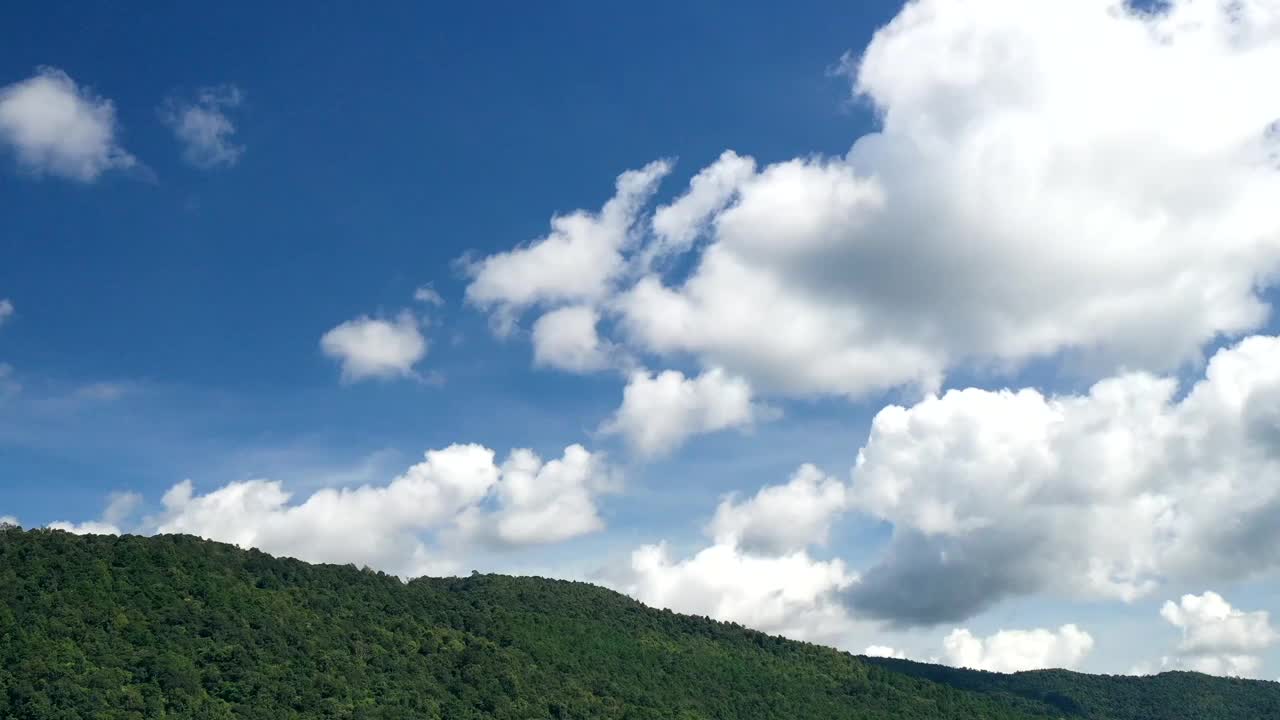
[1,527,1275,719]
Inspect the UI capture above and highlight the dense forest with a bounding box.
[1,527,1276,719]
[862,658,1280,720]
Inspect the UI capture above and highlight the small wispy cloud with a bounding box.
[72,381,133,402]
[161,84,244,169]
[320,310,428,383]
[414,285,445,306]
[0,364,19,397]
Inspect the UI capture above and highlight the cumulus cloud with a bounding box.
[861,624,1098,673]
[942,625,1094,673]
[464,160,670,334]
[708,464,847,554]
[1169,654,1265,678]
[320,310,427,382]
[0,67,136,181]
[49,491,141,536]
[161,84,244,169]
[0,515,19,527]
[155,443,613,577]
[531,305,613,373]
[467,444,617,546]
[464,0,1280,398]
[646,150,756,263]
[0,299,12,326]
[47,520,122,535]
[1155,591,1278,678]
[1162,591,1279,656]
[612,466,861,648]
[619,541,859,648]
[845,334,1280,625]
[615,160,902,398]
[601,367,767,457]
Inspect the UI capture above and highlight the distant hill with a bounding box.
[1,527,1275,719]
[861,657,1280,720]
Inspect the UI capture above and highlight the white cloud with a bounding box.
[0,515,20,527]
[0,67,136,181]
[617,0,1280,396]
[153,443,612,577]
[1161,591,1279,655]
[161,85,244,169]
[464,160,670,334]
[602,367,766,457]
[464,0,1280,399]
[101,491,141,526]
[1168,654,1264,678]
[0,299,12,326]
[49,491,141,536]
[413,285,445,306]
[482,444,617,545]
[708,464,847,554]
[48,520,122,535]
[864,645,907,659]
[531,305,612,373]
[616,159,908,398]
[320,310,427,382]
[863,624,1099,672]
[942,625,1094,673]
[1155,591,1278,677]
[155,444,493,576]
[620,540,859,647]
[611,465,863,649]
[845,334,1280,625]
[647,150,756,262]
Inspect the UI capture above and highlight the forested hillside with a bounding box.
[862,657,1280,720]
[1,527,1275,719]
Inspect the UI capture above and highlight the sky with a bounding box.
[2,0,1280,680]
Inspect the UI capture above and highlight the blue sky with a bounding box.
[4,0,1280,679]
[1,0,890,516]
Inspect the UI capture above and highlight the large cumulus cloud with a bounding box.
[465,0,1280,401]
[52,443,615,579]
[847,335,1280,625]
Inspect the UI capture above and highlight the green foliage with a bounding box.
[861,657,1280,720]
[0,527,1275,719]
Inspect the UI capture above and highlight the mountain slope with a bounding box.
[1,527,1275,719]
[861,657,1280,720]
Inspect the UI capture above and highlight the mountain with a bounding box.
[1,527,1275,719]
